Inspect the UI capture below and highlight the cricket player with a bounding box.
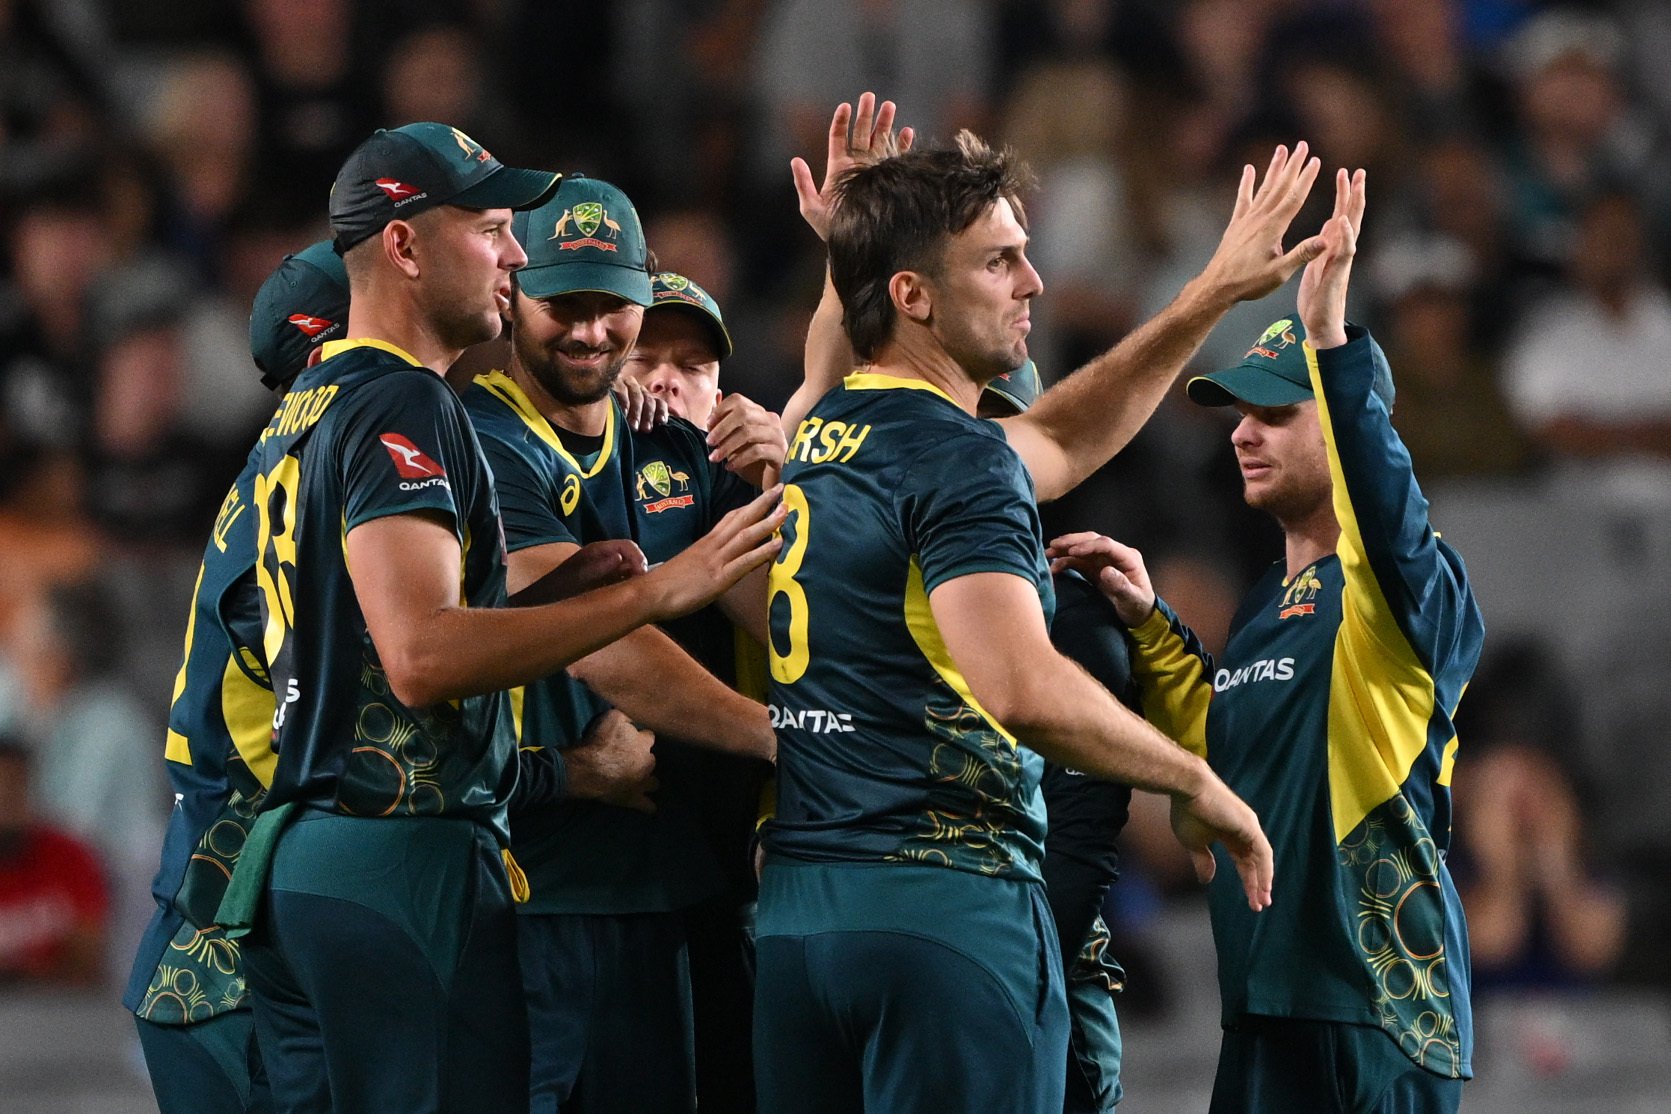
[756,91,1324,1108]
[226,123,784,1114]
[124,241,348,1114]
[1051,171,1485,1113]
[462,175,783,1113]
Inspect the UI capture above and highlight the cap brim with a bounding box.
[1186,364,1314,407]
[519,261,654,306]
[649,300,734,360]
[451,166,562,212]
[982,380,1031,414]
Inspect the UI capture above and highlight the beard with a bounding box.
[513,328,624,407]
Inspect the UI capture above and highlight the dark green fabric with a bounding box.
[1210,1017,1463,1114]
[517,910,695,1114]
[136,1011,271,1114]
[216,802,298,938]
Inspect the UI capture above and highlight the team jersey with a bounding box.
[1128,330,1484,1078]
[763,373,1054,883]
[463,370,756,913]
[123,448,276,1023]
[253,340,516,841]
[1041,571,1136,976]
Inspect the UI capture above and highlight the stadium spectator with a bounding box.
[0,737,109,987]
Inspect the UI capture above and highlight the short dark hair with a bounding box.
[828,131,1034,362]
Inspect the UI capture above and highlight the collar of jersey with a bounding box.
[475,368,617,478]
[843,371,959,408]
[319,338,424,367]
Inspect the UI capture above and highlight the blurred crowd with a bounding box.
[2,0,1667,1065]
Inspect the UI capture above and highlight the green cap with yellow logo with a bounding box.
[1187,318,1395,409]
[648,271,733,360]
[513,176,653,306]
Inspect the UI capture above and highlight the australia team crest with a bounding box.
[636,460,694,514]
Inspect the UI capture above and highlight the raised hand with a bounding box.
[1297,167,1366,350]
[791,91,916,242]
[613,372,671,433]
[707,393,788,488]
[565,709,659,813]
[1198,142,1326,306]
[648,485,786,619]
[1046,531,1156,627]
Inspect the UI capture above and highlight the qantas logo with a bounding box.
[375,178,428,206]
[1214,657,1296,692]
[380,433,447,479]
[287,314,336,338]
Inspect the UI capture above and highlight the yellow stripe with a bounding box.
[1437,737,1459,787]
[733,627,769,702]
[901,558,1015,747]
[320,338,423,366]
[164,562,210,765]
[1126,607,1213,759]
[1309,343,1438,843]
[844,371,959,407]
[475,369,617,478]
[222,650,278,789]
[508,685,526,745]
[502,849,530,903]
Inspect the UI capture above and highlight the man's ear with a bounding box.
[383,219,421,280]
[889,269,932,325]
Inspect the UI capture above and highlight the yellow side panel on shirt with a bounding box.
[901,558,1016,747]
[223,649,279,790]
[1310,345,1437,844]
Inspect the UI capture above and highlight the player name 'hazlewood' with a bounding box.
[260,384,340,443]
[787,417,871,465]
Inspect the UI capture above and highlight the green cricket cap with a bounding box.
[983,359,1041,414]
[329,122,560,253]
[648,271,732,360]
[249,240,351,390]
[512,176,653,306]
[1187,317,1395,409]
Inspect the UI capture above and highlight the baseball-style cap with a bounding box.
[1186,317,1394,409]
[648,271,733,360]
[512,176,653,306]
[983,359,1041,414]
[330,122,560,253]
[250,240,351,390]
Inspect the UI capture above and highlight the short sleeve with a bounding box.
[895,429,1045,596]
[338,374,473,534]
[480,435,581,551]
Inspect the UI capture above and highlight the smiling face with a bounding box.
[1231,400,1333,524]
[621,308,723,428]
[510,287,645,407]
[412,205,526,349]
[924,197,1043,383]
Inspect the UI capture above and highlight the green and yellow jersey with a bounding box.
[463,371,756,914]
[124,448,276,1024]
[1129,329,1484,1078]
[252,340,516,840]
[761,373,1053,884]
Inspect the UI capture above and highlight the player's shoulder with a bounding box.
[632,412,709,463]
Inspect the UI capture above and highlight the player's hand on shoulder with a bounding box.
[614,374,671,432]
[566,709,659,813]
[790,90,916,242]
[1047,531,1156,627]
[707,393,788,488]
[648,485,786,619]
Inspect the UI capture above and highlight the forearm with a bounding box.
[571,627,774,759]
[784,268,852,436]
[1007,653,1211,799]
[1006,275,1233,501]
[388,573,679,707]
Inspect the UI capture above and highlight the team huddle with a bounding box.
[123,93,1483,1114]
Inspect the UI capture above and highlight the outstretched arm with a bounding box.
[1000,144,1325,502]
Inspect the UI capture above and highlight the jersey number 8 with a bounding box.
[767,484,811,683]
